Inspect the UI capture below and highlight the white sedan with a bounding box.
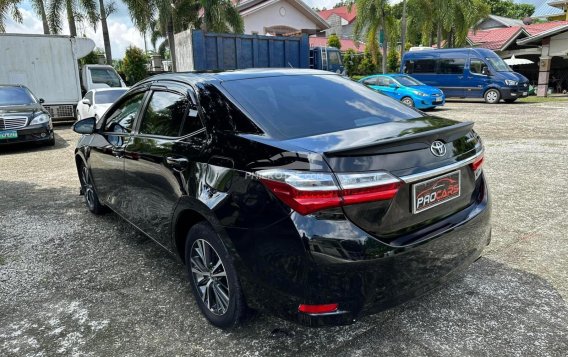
[76,88,129,121]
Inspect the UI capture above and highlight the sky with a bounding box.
[4,0,382,59]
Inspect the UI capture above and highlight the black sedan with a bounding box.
[0,84,54,146]
[72,69,491,328]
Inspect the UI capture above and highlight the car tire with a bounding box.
[79,162,106,215]
[484,89,501,104]
[504,98,517,103]
[185,222,246,329]
[401,97,415,107]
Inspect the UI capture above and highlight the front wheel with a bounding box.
[185,222,246,329]
[401,96,415,107]
[79,163,106,214]
[484,89,501,104]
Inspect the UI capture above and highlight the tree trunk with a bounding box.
[381,8,387,74]
[400,0,407,60]
[99,0,112,64]
[66,0,77,37]
[38,0,50,34]
[428,31,433,47]
[436,23,442,49]
[167,16,177,72]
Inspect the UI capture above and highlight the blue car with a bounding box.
[359,74,445,109]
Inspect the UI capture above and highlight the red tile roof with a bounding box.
[309,37,366,52]
[318,6,357,24]
[467,21,568,50]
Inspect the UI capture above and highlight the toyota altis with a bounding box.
[72,69,491,328]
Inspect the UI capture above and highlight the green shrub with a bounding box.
[121,46,148,85]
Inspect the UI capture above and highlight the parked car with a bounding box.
[0,84,54,146]
[76,88,129,121]
[401,48,529,104]
[358,74,445,109]
[72,69,490,329]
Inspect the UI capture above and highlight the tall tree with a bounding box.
[47,0,98,37]
[1,0,51,34]
[350,0,392,73]
[0,0,22,32]
[98,0,116,63]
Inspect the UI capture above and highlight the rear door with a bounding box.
[437,55,466,98]
[124,84,206,249]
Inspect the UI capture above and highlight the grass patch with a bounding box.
[350,75,365,81]
[518,96,568,103]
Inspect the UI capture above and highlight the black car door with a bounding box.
[88,91,147,214]
[124,84,206,250]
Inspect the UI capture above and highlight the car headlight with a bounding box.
[505,80,518,86]
[30,113,51,125]
[412,90,429,97]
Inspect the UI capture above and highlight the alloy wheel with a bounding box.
[81,166,95,210]
[402,97,414,107]
[486,90,499,103]
[190,239,230,316]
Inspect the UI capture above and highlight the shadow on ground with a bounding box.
[0,180,567,356]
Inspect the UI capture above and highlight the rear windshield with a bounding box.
[96,89,127,104]
[221,75,421,139]
[0,87,36,106]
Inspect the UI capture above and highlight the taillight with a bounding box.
[470,155,484,179]
[257,169,401,215]
[298,303,338,314]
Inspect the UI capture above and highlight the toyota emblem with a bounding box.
[430,141,447,157]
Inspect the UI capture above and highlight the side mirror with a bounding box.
[82,98,92,106]
[39,98,45,104]
[481,66,490,76]
[72,117,96,135]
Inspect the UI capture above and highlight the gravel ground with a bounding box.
[1,100,567,356]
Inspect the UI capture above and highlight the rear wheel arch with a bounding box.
[174,209,208,263]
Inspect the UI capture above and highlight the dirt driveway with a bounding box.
[1,100,567,356]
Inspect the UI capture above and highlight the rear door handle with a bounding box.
[166,156,189,171]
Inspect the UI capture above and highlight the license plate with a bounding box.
[412,171,461,214]
[0,130,18,140]
[522,92,528,96]
[435,97,442,102]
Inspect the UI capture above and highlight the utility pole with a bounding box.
[400,0,407,61]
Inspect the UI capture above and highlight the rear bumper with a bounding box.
[230,175,491,326]
[0,124,53,145]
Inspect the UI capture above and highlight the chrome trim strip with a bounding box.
[400,150,484,183]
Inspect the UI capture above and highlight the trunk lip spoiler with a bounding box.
[324,121,474,156]
[399,149,484,183]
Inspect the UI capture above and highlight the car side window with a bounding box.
[139,91,190,137]
[104,92,145,134]
[470,58,485,74]
[363,78,377,85]
[438,58,465,75]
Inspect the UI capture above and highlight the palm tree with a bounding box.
[98,0,116,63]
[47,0,98,37]
[123,0,243,72]
[0,0,22,32]
[350,0,392,73]
[0,0,51,34]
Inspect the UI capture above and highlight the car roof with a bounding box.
[137,68,338,87]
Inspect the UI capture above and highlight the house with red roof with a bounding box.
[318,6,358,39]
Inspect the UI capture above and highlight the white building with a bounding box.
[236,0,329,36]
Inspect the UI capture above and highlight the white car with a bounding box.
[76,88,129,121]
